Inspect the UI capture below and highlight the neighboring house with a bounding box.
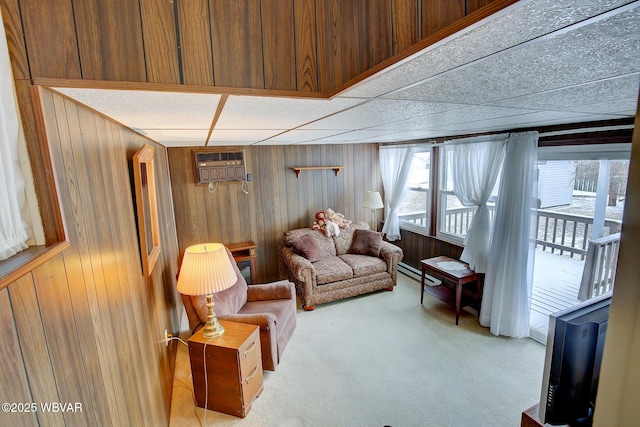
[537,160,574,209]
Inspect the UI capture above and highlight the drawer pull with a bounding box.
[243,341,256,358]
[245,366,258,384]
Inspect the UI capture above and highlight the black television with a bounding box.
[539,292,612,426]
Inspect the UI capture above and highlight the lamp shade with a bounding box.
[363,191,384,210]
[177,243,236,296]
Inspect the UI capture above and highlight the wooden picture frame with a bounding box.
[133,144,161,276]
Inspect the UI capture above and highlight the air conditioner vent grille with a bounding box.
[192,150,246,185]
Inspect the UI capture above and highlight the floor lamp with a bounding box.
[363,191,384,232]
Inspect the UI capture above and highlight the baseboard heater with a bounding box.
[398,262,441,286]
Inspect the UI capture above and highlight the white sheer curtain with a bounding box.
[480,131,539,338]
[445,134,507,273]
[0,9,30,260]
[380,146,415,241]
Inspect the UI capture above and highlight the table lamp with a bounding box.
[177,243,236,338]
[363,191,384,232]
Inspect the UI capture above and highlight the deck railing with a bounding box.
[578,233,621,301]
[535,210,621,260]
[400,207,622,260]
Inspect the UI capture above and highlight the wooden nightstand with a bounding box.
[188,321,263,418]
[227,241,257,284]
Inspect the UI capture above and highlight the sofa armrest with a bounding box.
[379,241,404,280]
[219,313,277,329]
[247,280,295,302]
[281,247,316,285]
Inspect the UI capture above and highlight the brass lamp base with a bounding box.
[202,294,225,338]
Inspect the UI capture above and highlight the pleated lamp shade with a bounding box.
[177,243,236,296]
[363,191,384,210]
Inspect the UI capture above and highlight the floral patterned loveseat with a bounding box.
[281,221,403,310]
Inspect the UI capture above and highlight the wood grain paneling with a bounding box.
[392,229,463,271]
[294,0,319,92]
[262,0,296,91]
[73,0,147,81]
[338,1,360,84]
[0,0,29,79]
[392,0,420,54]
[210,0,264,88]
[358,0,392,72]
[0,88,181,427]
[139,0,181,84]
[176,0,215,86]
[421,0,465,38]
[314,0,336,93]
[466,0,496,15]
[169,144,381,283]
[0,288,37,427]
[17,0,80,79]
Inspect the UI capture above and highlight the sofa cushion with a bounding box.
[348,229,383,257]
[290,233,323,262]
[284,228,336,257]
[339,254,388,278]
[333,222,370,255]
[314,257,353,285]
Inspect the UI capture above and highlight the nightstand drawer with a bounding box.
[188,321,264,418]
[239,331,260,374]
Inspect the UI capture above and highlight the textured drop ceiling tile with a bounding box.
[342,0,636,99]
[260,129,348,144]
[387,5,640,105]
[562,98,639,115]
[208,129,283,144]
[431,111,592,133]
[54,88,221,129]
[215,96,364,129]
[299,100,463,130]
[142,129,210,145]
[489,74,640,110]
[307,129,399,143]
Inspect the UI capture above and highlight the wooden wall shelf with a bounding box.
[291,166,345,178]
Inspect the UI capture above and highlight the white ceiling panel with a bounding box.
[142,129,210,145]
[54,88,221,130]
[299,99,464,130]
[208,129,283,145]
[257,129,348,144]
[215,95,364,129]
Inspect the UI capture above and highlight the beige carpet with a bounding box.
[169,274,545,426]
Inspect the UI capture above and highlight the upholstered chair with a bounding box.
[180,247,297,371]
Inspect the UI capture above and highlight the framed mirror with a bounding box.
[133,144,160,276]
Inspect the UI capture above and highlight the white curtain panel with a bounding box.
[0,9,30,260]
[445,134,507,273]
[480,131,539,338]
[380,146,415,241]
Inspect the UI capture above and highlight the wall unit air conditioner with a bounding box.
[192,149,246,185]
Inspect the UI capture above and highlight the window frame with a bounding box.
[397,145,435,237]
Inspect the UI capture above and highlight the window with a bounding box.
[436,145,501,244]
[398,148,433,233]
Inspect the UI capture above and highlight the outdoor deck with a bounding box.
[530,249,584,340]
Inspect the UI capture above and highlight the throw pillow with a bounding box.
[348,229,382,257]
[291,233,323,262]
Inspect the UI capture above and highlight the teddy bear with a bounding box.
[314,211,340,237]
[325,208,352,229]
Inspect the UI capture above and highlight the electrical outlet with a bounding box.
[164,329,171,347]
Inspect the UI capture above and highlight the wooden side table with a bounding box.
[188,320,263,418]
[420,256,482,325]
[227,241,257,284]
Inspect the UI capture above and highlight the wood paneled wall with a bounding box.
[391,229,464,272]
[0,89,181,427]
[5,0,504,93]
[168,144,381,283]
